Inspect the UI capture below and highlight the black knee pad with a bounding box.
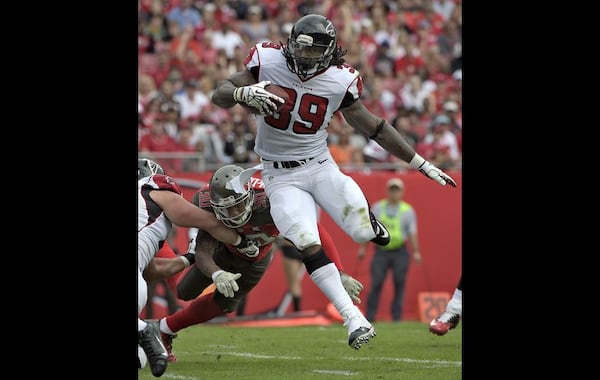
[302,248,332,275]
[177,283,200,301]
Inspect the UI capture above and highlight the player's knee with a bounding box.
[176,283,200,301]
[343,209,376,243]
[301,247,332,275]
[291,235,320,251]
[350,228,374,243]
[215,296,239,313]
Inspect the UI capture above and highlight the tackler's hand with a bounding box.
[340,271,364,304]
[212,270,242,298]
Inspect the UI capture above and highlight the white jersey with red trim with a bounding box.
[138,174,183,271]
[243,42,363,161]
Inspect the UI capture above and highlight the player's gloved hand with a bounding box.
[235,234,260,257]
[233,80,285,116]
[212,270,242,298]
[340,271,364,304]
[409,154,457,187]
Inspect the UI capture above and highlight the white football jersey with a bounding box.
[137,174,182,270]
[243,42,364,161]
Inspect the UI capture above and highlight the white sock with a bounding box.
[160,318,175,335]
[446,288,462,315]
[138,318,147,332]
[309,263,355,317]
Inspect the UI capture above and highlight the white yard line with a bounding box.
[341,356,461,367]
[313,369,355,376]
[193,350,461,367]
[161,374,198,380]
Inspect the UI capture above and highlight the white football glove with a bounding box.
[233,80,285,116]
[340,271,364,304]
[212,270,242,298]
[410,154,457,187]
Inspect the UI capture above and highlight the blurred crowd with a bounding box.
[138,0,462,174]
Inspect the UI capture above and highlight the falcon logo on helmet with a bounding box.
[283,14,338,79]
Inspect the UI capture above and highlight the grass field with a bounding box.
[138,321,462,380]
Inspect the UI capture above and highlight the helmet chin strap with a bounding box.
[227,163,263,194]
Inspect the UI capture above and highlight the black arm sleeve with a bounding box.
[339,92,356,110]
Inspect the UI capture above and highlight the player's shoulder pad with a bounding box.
[328,63,363,99]
[244,41,285,69]
[144,174,183,195]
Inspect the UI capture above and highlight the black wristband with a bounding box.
[183,252,195,265]
[369,119,386,140]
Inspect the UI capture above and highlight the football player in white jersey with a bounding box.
[137,158,259,375]
[211,14,456,350]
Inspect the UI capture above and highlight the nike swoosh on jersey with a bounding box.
[318,159,328,164]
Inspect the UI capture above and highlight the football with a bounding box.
[264,84,289,107]
[241,83,289,115]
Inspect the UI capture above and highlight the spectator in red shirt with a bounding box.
[139,117,180,173]
[169,24,203,69]
[394,43,426,77]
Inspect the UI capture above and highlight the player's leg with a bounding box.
[280,241,304,312]
[157,264,214,362]
[160,249,273,360]
[266,176,374,349]
[429,273,462,335]
[154,241,181,295]
[139,269,148,316]
[175,264,214,301]
[213,249,273,313]
[317,223,345,271]
[448,274,463,313]
[310,153,389,245]
[138,269,168,376]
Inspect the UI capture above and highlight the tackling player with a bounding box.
[156,164,364,361]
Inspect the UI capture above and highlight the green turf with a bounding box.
[138,321,462,380]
